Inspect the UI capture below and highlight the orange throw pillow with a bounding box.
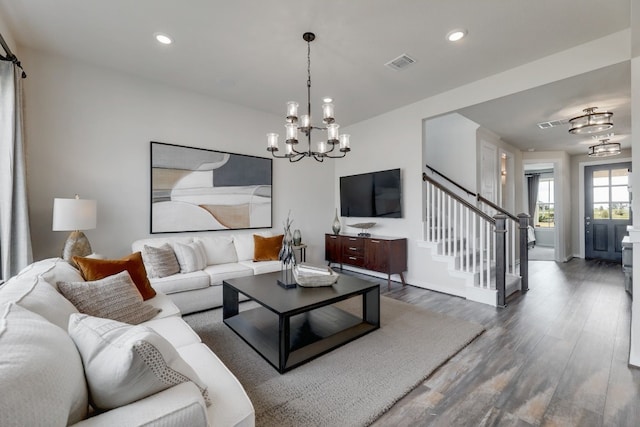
[73,252,156,300]
[253,234,284,262]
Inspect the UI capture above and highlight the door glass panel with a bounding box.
[611,168,629,186]
[593,170,609,186]
[612,186,630,202]
[612,203,630,219]
[593,187,609,203]
[593,203,610,219]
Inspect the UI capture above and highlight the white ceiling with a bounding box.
[0,0,631,155]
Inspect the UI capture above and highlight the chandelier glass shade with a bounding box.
[267,32,350,162]
[588,138,621,157]
[568,107,613,135]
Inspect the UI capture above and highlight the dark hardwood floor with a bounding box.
[346,259,639,426]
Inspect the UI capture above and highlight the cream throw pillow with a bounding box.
[0,303,89,425]
[142,244,181,278]
[173,240,207,273]
[58,271,160,325]
[68,313,211,410]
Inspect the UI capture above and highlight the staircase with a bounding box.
[421,166,529,307]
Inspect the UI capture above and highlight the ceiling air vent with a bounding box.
[536,119,568,130]
[385,54,416,71]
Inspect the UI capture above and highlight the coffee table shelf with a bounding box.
[223,271,379,373]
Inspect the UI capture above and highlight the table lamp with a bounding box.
[52,195,97,266]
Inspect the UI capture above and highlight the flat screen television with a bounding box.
[340,168,402,218]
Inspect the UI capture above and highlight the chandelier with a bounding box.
[267,32,350,162]
[588,137,621,157]
[568,107,613,135]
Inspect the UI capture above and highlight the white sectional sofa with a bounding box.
[0,258,254,427]
[132,232,282,314]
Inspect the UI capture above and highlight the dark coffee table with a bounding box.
[223,271,380,373]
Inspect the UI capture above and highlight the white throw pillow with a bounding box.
[196,235,238,265]
[0,303,88,425]
[142,244,181,278]
[68,313,211,410]
[58,270,160,325]
[173,240,207,273]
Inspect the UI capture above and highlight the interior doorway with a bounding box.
[524,163,556,261]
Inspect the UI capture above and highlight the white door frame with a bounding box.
[499,147,516,213]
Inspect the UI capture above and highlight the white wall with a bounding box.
[21,48,334,264]
[423,113,479,191]
[340,33,628,286]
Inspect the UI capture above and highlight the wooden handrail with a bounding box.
[476,194,518,222]
[425,164,518,222]
[425,164,476,196]
[422,173,495,224]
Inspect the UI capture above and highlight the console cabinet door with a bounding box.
[365,238,389,272]
[325,234,341,263]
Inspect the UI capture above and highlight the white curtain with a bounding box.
[0,60,32,280]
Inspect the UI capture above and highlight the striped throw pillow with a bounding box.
[142,244,180,278]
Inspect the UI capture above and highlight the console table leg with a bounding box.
[400,272,406,287]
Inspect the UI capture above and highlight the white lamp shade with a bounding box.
[52,198,97,231]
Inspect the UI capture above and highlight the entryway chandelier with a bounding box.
[568,107,613,135]
[588,137,621,157]
[266,32,351,162]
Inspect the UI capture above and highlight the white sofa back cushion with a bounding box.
[196,235,238,265]
[0,276,78,330]
[0,303,89,425]
[68,313,211,410]
[6,257,84,291]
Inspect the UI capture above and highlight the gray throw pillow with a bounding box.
[58,270,160,324]
[142,244,180,278]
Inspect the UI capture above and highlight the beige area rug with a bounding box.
[184,296,484,427]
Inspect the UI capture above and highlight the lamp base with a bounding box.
[62,231,93,267]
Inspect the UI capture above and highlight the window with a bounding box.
[536,178,554,228]
[592,168,630,220]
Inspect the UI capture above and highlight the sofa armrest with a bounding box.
[70,382,208,427]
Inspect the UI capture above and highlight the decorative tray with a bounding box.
[293,264,339,287]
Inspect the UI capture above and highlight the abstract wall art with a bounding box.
[150,141,272,233]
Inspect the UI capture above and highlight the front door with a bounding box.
[584,162,631,261]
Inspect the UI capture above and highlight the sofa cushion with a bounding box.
[6,257,84,291]
[143,244,181,278]
[203,263,254,285]
[68,313,210,410]
[173,240,207,273]
[196,235,238,265]
[149,270,211,295]
[239,259,283,275]
[0,275,78,330]
[131,236,194,254]
[70,382,208,427]
[178,343,255,427]
[73,252,156,300]
[0,303,89,425]
[143,316,202,349]
[253,234,284,261]
[145,291,182,319]
[58,271,160,325]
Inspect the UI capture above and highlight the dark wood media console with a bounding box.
[325,233,407,289]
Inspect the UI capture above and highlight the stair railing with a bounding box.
[423,169,529,306]
[424,166,529,287]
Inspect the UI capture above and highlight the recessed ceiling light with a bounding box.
[154,33,173,45]
[323,97,333,103]
[446,29,467,42]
